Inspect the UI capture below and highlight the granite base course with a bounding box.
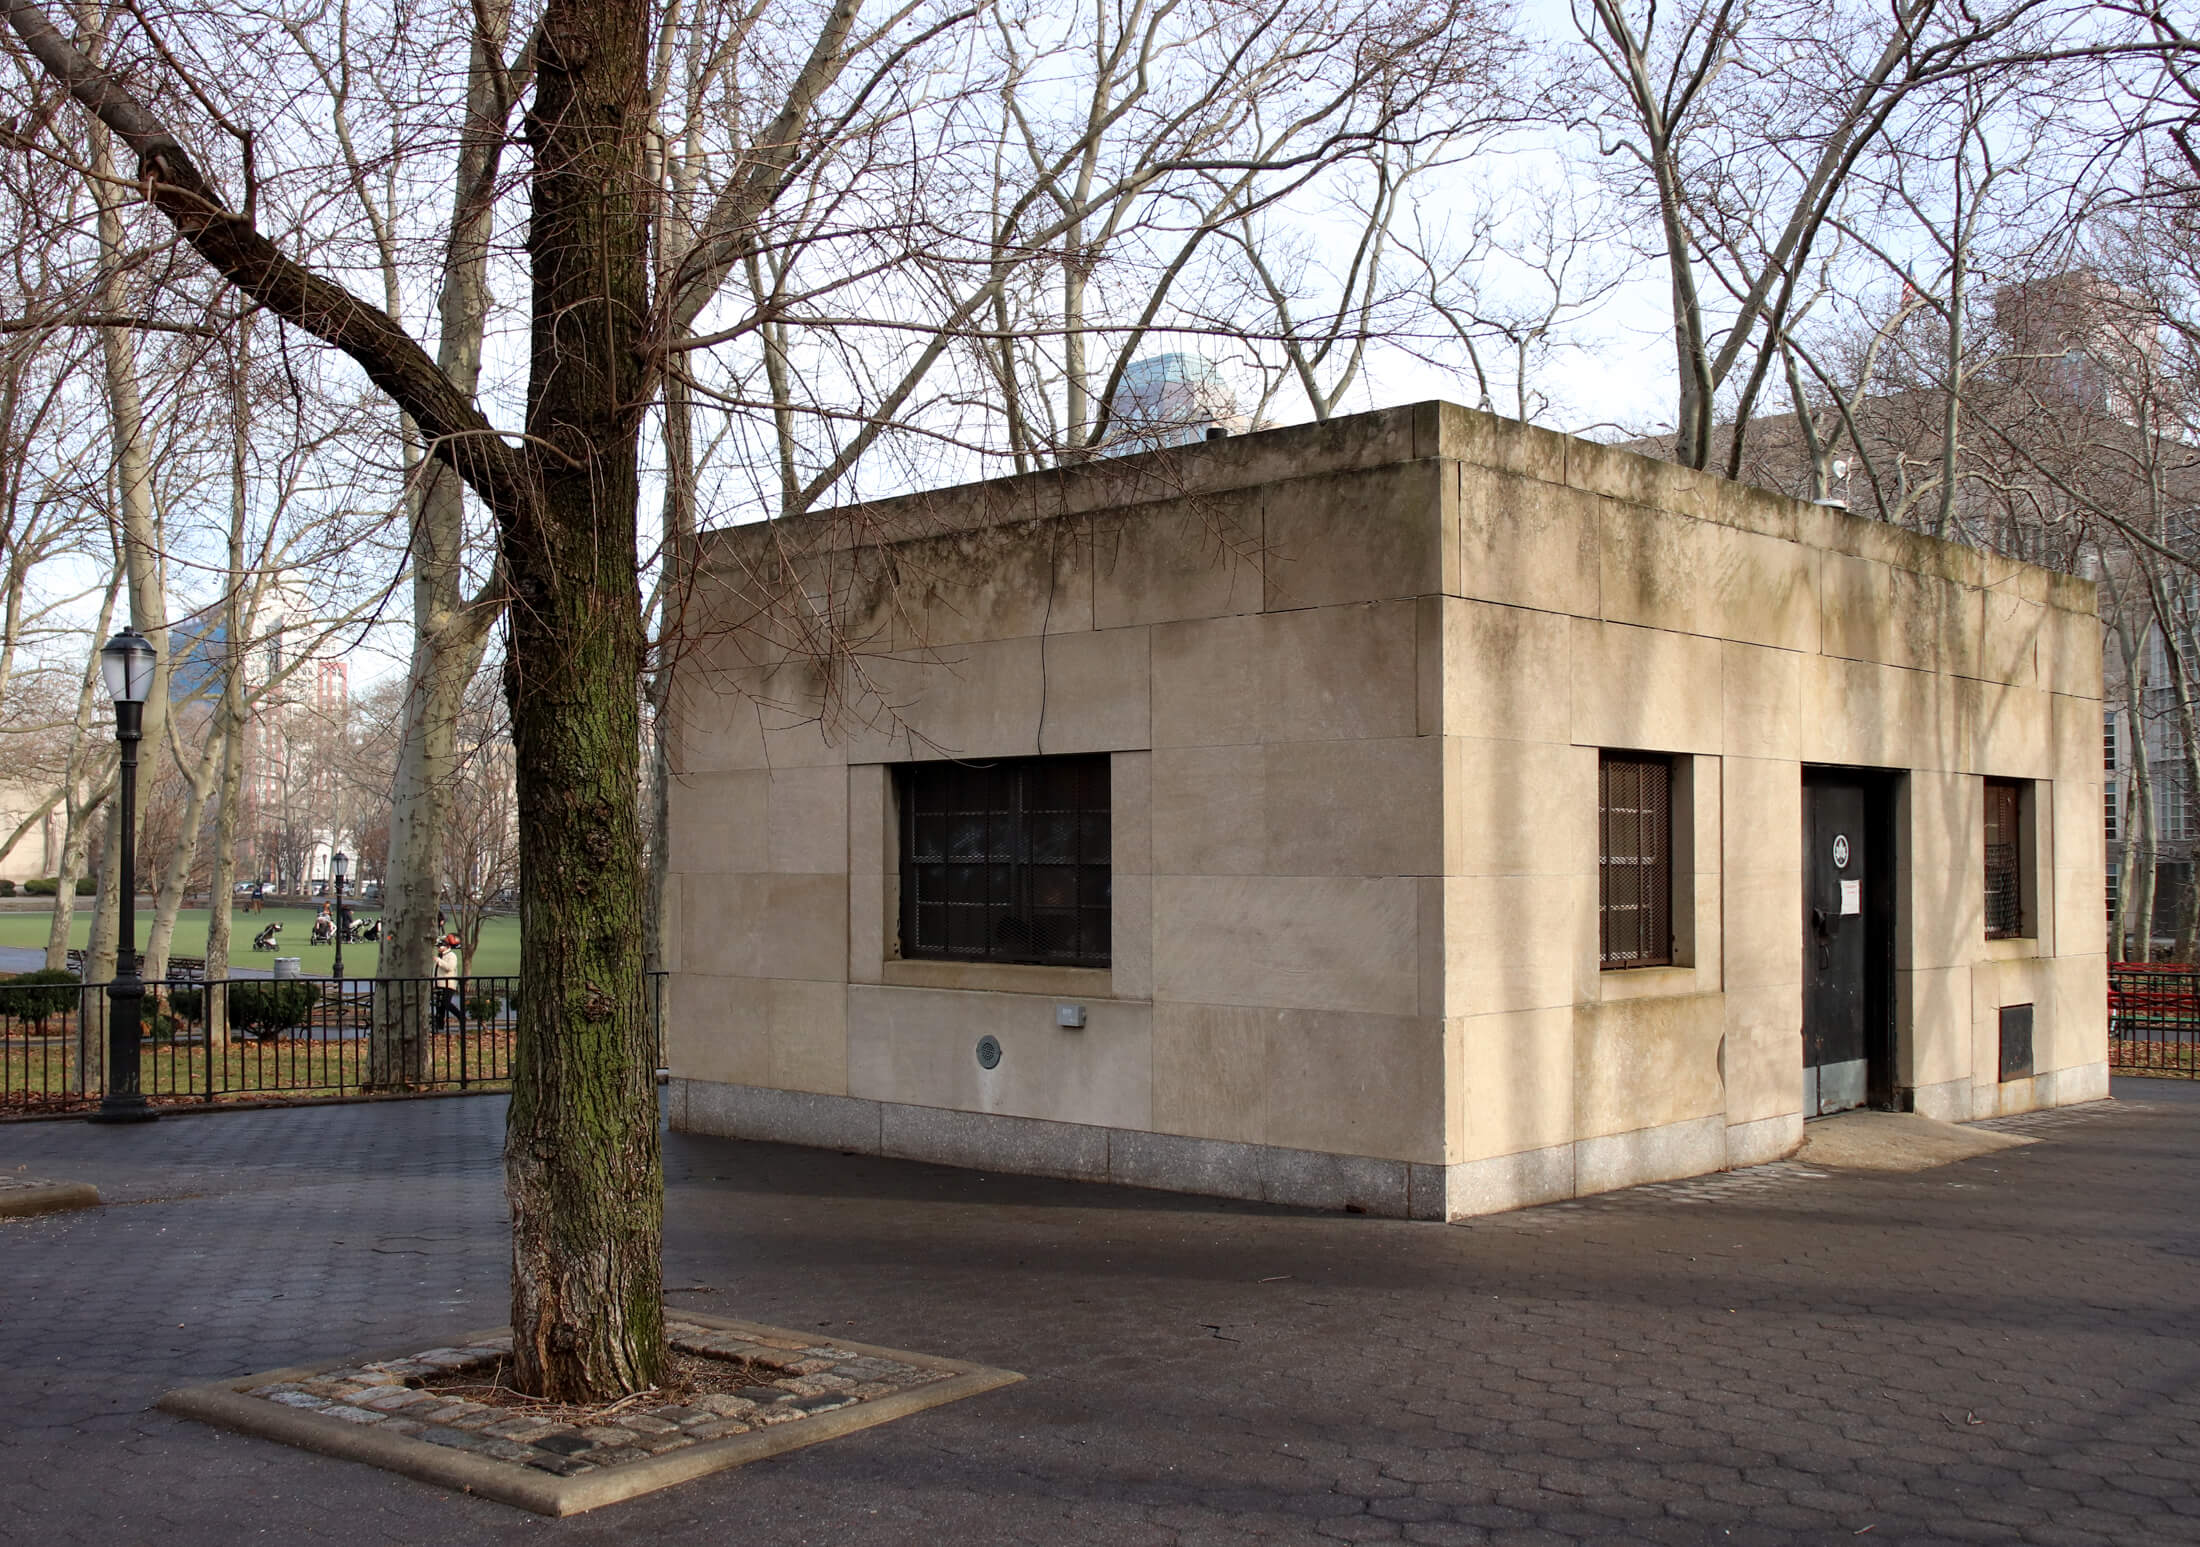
[675,1073,2112,1218]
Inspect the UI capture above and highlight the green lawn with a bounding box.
[0,905,522,979]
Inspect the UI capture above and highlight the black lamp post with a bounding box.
[89,627,157,1124]
[331,849,349,983]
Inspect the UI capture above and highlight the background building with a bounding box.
[167,612,354,892]
[1103,353,1250,453]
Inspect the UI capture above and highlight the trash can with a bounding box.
[273,957,301,980]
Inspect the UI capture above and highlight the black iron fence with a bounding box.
[2109,962,2200,1078]
[1,971,667,1117]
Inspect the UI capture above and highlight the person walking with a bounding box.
[433,934,461,1035]
[250,880,264,914]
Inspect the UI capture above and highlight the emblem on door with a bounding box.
[1832,834,1850,869]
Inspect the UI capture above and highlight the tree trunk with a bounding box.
[370,0,515,1085]
[203,701,242,1052]
[373,624,476,1084]
[142,739,217,979]
[2112,772,2138,961]
[48,579,119,993]
[82,117,174,1080]
[201,322,258,1053]
[1933,239,1964,541]
[502,0,663,1402]
[44,798,92,972]
[2129,659,2158,964]
[643,368,695,976]
[1064,246,1089,450]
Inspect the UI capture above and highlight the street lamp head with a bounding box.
[99,628,158,706]
[332,851,350,883]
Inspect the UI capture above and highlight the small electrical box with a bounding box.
[1055,1003,1087,1030]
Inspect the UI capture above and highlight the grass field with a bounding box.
[0,905,523,978]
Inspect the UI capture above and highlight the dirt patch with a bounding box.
[418,1347,784,1429]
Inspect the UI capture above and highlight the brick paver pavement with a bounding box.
[1,1083,2196,1546]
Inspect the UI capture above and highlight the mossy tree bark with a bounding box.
[498,0,663,1400]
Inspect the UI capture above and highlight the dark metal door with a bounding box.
[1803,773,1869,1116]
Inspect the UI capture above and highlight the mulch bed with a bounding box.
[422,1346,821,1425]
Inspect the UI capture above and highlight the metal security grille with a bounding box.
[1599,753,1672,969]
[1984,778,2024,939]
[900,756,1111,968]
[2110,962,2200,1076]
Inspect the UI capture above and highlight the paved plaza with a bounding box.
[1,1084,2196,1546]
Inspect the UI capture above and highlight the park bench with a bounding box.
[61,949,208,981]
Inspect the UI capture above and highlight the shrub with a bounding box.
[227,980,322,1037]
[0,878,14,896]
[0,969,82,1027]
[464,994,501,1024]
[25,876,94,896]
[168,987,205,1022]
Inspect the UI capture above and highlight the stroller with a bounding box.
[309,915,336,945]
[344,916,382,943]
[250,921,283,951]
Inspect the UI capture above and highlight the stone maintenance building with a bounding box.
[661,402,2107,1219]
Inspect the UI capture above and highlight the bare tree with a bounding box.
[1,0,1011,1401]
[1567,0,2160,472]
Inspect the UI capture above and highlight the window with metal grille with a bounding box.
[1984,778,2025,939]
[898,755,1111,968]
[2105,868,2119,923]
[1599,753,1673,969]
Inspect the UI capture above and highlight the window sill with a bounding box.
[879,959,1119,998]
[1596,964,1701,1001]
[1980,936,2041,961]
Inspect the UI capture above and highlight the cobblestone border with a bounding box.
[157,1311,1021,1515]
[0,1176,100,1217]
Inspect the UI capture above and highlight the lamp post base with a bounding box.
[86,1097,158,1125]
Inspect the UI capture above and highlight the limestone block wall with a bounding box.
[665,409,1457,1215]
[1427,409,2107,1216]
[663,401,2107,1222]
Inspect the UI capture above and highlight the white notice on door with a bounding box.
[1839,879,1862,915]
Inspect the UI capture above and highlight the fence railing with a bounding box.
[0,971,667,1117]
[2109,962,2200,1078]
